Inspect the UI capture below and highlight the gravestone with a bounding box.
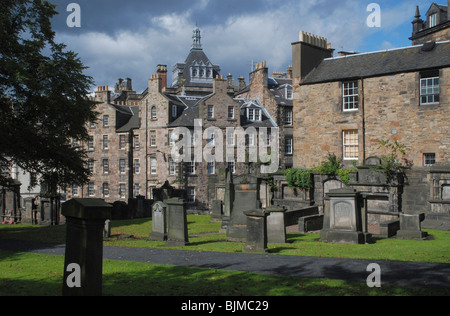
[166,198,189,247]
[443,186,450,200]
[266,207,287,244]
[396,213,428,240]
[61,198,112,296]
[149,201,167,241]
[242,209,268,254]
[221,169,234,230]
[226,175,261,242]
[211,200,223,222]
[320,188,366,244]
[103,219,111,238]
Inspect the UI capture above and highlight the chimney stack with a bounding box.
[292,30,334,84]
[157,65,168,91]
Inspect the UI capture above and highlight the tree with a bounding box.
[0,0,98,192]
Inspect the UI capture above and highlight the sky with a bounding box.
[49,0,442,94]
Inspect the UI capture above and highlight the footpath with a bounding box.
[1,239,449,289]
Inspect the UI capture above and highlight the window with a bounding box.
[119,184,126,199]
[72,138,78,148]
[187,162,196,175]
[169,130,175,146]
[420,72,440,105]
[150,131,156,147]
[343,81,359,111]
[88,136,94,150]
[88,159,94,174]
[119,135,127,150]
[103,115,109,127]
[187,187,196,204]
[285,137,293,155]
[207,132,215,146]
[424,153,436,166]
[208,105,214,119]
[228,161,236,174]
[246,133,255,147]
[227,129,235,146]
[103,159,109,174]
[207,160,215,175]
[103,135,109,150]
[169,158,176,175]
[134,159,140,174]
[343,130,359,160]
[150,186,156,200]
[266,130,272,146]
[151,106,157,120]
[150,157,157,174]
[134,135,140,150]
[285,109,293,125]
[172,105,177,118]
[134,183,140,197]
[228,106,234,119]
[89,120,95,128]
[429,13,437,28]
[72,184,79,196]
[102,183,109,198]
[119,159,126,173]
[286,87,293,100]
[88,182,95,197]
[248,108,261,121]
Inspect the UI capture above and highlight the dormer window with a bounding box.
[247,108,261,121]
[172,105,178,118]
[429,13,437,27]
[286,87,293,100]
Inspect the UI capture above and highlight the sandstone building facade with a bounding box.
[291,3,450,219]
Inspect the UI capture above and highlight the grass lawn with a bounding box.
[0,215,449,296]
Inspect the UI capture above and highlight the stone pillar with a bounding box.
[166,198,189,247]
[266,207,287,244]
[243,209,268,254]
[61,198,112,296]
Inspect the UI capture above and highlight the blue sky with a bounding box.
[49,0,442,93]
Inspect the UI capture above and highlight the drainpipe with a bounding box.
[361,78,366,162]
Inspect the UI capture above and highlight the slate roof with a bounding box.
[111,104,140,132]
[268,78,293,107]
[301,41,450,85]
[173,48,221,88]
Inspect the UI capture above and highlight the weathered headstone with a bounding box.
[61,198,112,296]
[227,175,261,242]
[211,200,223,222]
[320,188,366,244]
[149,201,167,241]
[103,219,111,238]
[266,207,287,244]
[221,169,234,230]
[242,209,268,254]
[396,213,428,240]
[166,198,189,247]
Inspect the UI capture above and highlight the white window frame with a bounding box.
[420,76,440,105]
[228,106,234,119]
[103,135,109,150]
[286,86,293,100]
[207,160,215,175]
[134,183,140,197]
[72,184,79,196]
[119,159,126,174]
[103,115,109,127]
[134,159,140,174]
[429,13,437,28]
[169,130,175,146]
[119,134,127,150]
[150,131,157,147]
[151,106,157,120]
[88,136,94,150]
[208,105,214,119]
[169,158,176,176]
[187,187,196,204]
[172,105,177,118]
[102,183,109,198]
[423,153,436,167]
[119,184,126,199]
[88,182,95,197]
[285,137,293,155]
[285,109,293,125]
[187,162,196,175]
[343,130,359,161]
[103,159,109,174]
[228,161,236,174]
[88,159,94,174]
[343,81,359,112]
[150,157,157,175]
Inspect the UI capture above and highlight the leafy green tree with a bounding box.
[0,0,97,192]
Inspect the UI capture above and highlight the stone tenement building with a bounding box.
[291,2,450,220]
[410,1,449,45]
[66,26,292,210]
